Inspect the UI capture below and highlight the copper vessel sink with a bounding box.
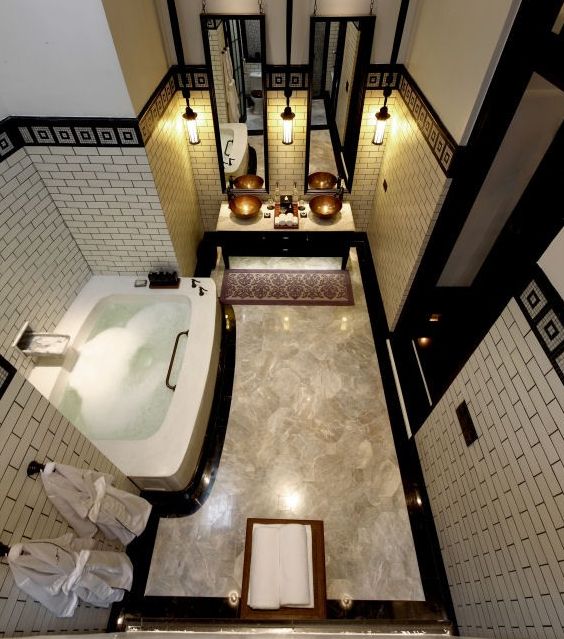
[229,194,262,219]
[309,194,342,219]
[308,171,338,190]
[233,174,264,189]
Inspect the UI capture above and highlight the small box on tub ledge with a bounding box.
[148,271,180,289]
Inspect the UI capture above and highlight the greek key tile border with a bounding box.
[175,66,210,91]
[266,65,309,90]
[138,74,177,144]
[366,65,400,90]
[0,119,18,161]
[516,266,564,384]
[0,354,16,401]
[399,70,458,176]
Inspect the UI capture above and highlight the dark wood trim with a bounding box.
[395,0,564,336]
[166,0,185,66]
[390,0,411,65]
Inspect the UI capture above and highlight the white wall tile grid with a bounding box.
[335,22,360,144]
[26,145,178,275]
[0,148,91,376]
[346,93,390,231]
[145,92,203,276]
[208,27,228,125]
[367,92,451,330]
[416,298,564,639]
[185,91,224,231]
[0,371,138,637]
[267,90,307,195]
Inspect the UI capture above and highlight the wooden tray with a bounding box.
[239,517,326,620]
[274,202,299,229]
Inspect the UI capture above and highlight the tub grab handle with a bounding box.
[166,330,189,391]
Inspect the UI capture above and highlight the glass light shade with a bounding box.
[281,106,295,145]
[373,106,390,145]
[182,106,200,145]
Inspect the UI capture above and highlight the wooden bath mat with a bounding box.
[219,269,354,306]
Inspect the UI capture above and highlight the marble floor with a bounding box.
[309,129,338,177]
[312,99,327,126]
[145,252,424,602]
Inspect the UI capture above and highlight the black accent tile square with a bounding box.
[456,401,478,447]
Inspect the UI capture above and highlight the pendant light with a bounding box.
[373,87,391,145]
[182,90,200,145]
[281,89,295,145]
[281,0,295,144]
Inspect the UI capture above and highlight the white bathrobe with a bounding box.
[41,462,152,545]
[222,49,241,123]
[7,533,133,617]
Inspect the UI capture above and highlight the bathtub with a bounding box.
[29,277,221,491]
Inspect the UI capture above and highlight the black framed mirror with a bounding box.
[304,16,375,193]
[201,14,268,193]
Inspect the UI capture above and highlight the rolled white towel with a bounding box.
[279,524,310,606]
[247,525,280,609]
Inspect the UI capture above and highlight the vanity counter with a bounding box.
[216,201,355,232]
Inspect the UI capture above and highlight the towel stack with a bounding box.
[247,523,313,610]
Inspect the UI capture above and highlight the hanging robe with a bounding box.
[7,533,133,617]
[40,462,152,545]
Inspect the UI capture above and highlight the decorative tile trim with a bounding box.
[516,265,564,383]
[138,73,177,143]
[0,118,18,161]
[366,65,401,89]
[266,65,309,90]
[175,66,210,91]
[397,68,458,176]
[0,354,16,401]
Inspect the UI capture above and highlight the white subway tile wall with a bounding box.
[416,299,564,639]
[26,146,178,275]
[347,93,390,230]
[367,93,451,330]
[186,91,224,231]
[267,90,307,194]
[208,27,228,125]
[335,22,360,144]
[0,149,91,375]
[145,93,203,276]
[0,372,138,637]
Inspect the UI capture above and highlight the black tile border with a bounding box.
[365,65,458,177]
[111,232,457,632]
[266,65,309,90]
[0,118,19,163]
[516,265,564,383]
[0,354,17,401]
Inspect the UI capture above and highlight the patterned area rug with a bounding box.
[220,269,354,306]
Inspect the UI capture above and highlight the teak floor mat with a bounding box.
[219,269,354,306]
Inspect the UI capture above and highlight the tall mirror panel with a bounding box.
[305,16,375,192]
[201,14,268,192]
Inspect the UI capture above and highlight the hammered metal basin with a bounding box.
[233,174,264,189]
[308,171,338,190]
[309,194,342,219]
[228,194,262,219]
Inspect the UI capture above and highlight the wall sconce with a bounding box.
[373,87,392,145]
[182,91,200,145]
[281,88,295,145]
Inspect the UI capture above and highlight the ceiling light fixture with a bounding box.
[373,87,392,145]
[182,90,200,145]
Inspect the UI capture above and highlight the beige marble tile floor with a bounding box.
[145,252,424,602]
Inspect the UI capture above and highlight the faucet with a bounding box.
[191,278,201,288]
[199,286,208,296]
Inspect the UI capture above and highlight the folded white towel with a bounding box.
[247,525,280,609]
[279,524,310,606]
[247,523,313,610]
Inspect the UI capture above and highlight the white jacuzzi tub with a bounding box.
[29,277,221,492]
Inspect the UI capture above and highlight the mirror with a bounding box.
[201,14,268,193]
[305,16,375,192]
